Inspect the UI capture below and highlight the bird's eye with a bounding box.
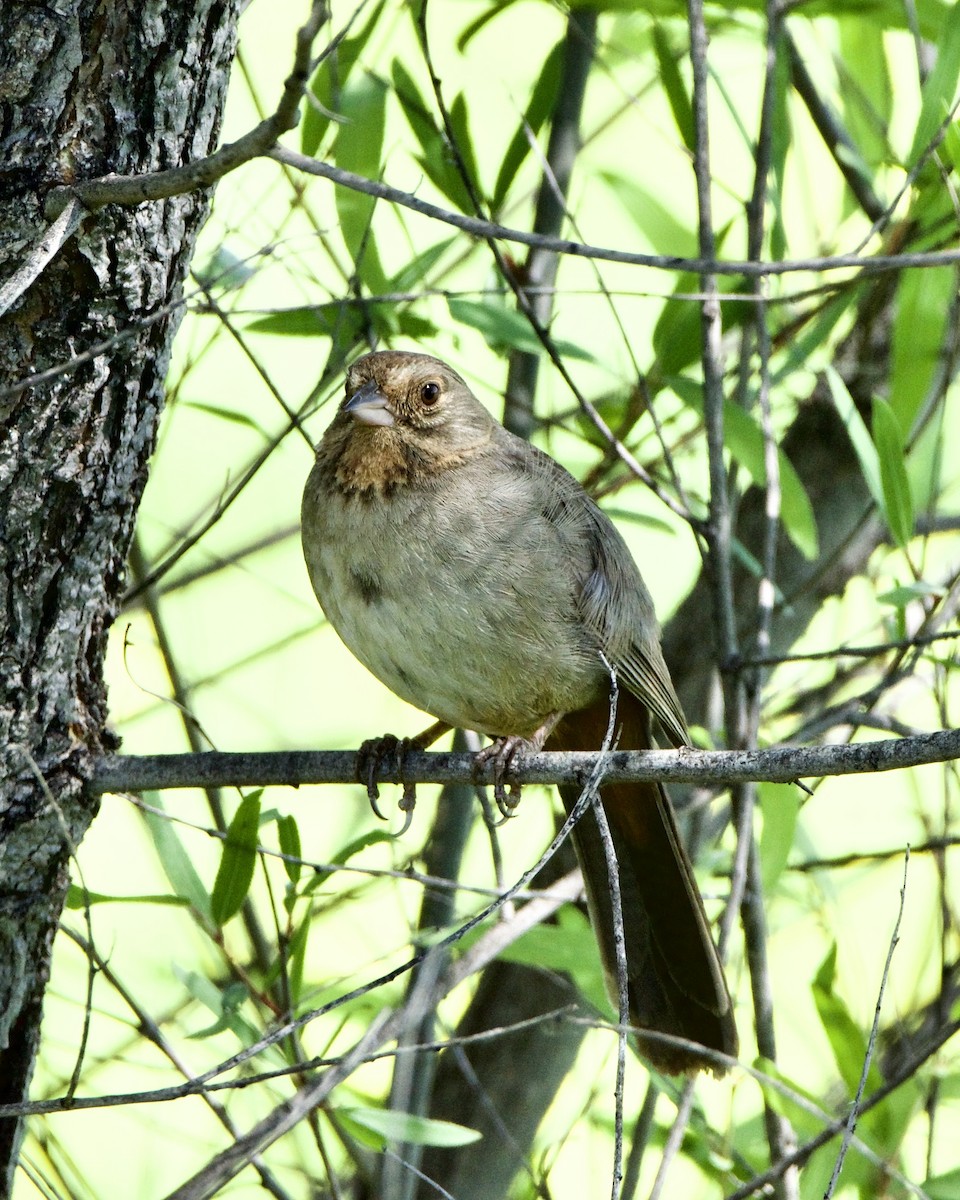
[420,381,441,405]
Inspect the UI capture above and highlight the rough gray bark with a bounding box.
[0,3,241,1191]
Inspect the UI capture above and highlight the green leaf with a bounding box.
[338,1106,481,1150]
[447,297,595,361]
[652,24,694,151]
[599,170,695,256]
[812,944,882,1096]
[907,0,960,168]
[890,266,956,434]
[824,366,883,510]
[924,1167,960,1200]
[670,379,818,560]
[301,0,386,157]
[174,968,267,1049]
[491,41,564,212]
[193,245,256,293]
[65,886,188,909]
[388,237,457,292]
[210,791,262,927]
[392,61,473,212]
[872,396,914,549]
[759,783,799,893]
[838,18,893,174]
[180,401,269,438]
[448,92,482,202]
[498,908,608,1013]
[247,302,366,348]
[277,814,302,885]
[721,403,819,560]
[303,828,396,894]
[286,909,312,1004]
[878,579,944,608]
[333,72,389,291]
[142,792,212,922]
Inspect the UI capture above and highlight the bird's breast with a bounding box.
[301,461,607,735]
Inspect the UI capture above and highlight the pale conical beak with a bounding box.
[343,379,395,427]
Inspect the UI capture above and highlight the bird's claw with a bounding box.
[475,735,528,820]
[356,734,418,826]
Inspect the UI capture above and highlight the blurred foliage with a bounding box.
[19,0,960,1198]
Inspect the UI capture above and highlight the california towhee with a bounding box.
[301,350,737,1073]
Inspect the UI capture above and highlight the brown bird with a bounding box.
[301,349,737,1074]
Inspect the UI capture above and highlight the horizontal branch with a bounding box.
[89,727,960,796]
[269,145,960,279]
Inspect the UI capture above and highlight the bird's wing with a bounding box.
[504,436,690,749]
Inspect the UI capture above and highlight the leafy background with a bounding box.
[17,1,960,1197]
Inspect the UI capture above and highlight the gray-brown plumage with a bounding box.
[302,349,737,1073]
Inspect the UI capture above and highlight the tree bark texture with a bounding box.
[0,3,241,1191]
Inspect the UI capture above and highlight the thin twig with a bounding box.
[0,198,84,317]
[823,849,910,1198]
[269,144,960,278]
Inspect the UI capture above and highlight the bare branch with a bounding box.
[269,145,960,279]
[43,1,329,221]
[88,727,960,796]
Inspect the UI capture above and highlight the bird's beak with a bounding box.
[343,379,395,427]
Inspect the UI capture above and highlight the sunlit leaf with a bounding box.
[142,792,212,922]
[210,790,262,927]
[338,1107,481,1150]
[872,396,914,549]
[447,297,595,361]
[491,41,564,211]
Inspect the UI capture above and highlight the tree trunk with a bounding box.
[0,3,240,1190]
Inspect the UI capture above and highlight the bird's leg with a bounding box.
[356,719,451,825]
[474,712,562,819]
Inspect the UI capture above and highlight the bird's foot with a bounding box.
[355,720,450,831]
[475,713,562,820]
[474,735,529,819]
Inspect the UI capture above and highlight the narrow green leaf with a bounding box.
[247,302,365,345]
[286,909,312,1004]
[448,92,482,202]
[890,265,956,434]
[447,297,595,361]
[392,62,473,212]
[872,396,914,548]
[721,403,819,560]
[599,170,695,255]
[671,379,818,560]
[339,1106,481,1149]
[812,944,881,1096]
[824,366,883,510]
[65,886,188,909]
[303,828,396,894]
[301,0,386,156]
[210,790,262,927]
[652,24,694,151]
[142,792,212,922]
[759,783,799,894]
[388,237,457,292]
[878,580,943,608]
[181,401,269,438]
[194,246,255,293]
[923,1167,960,1200]
[908,0,960,167]
[491,41,564,212]
[838,18,893,173]
[944,118,960,174]
[333,72,389,291]
[277,814,302,885]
